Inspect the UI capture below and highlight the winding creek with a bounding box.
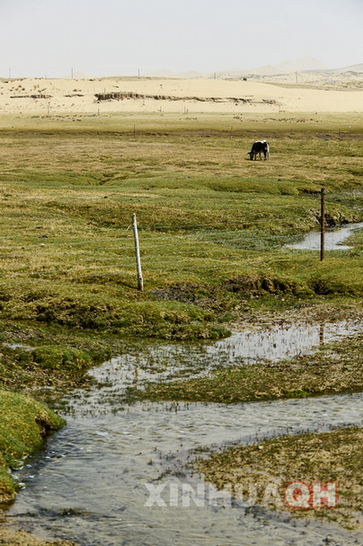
[7,222,363,545]
[7,318,363,546]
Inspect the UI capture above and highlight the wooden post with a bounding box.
[132,214,143,291]
[321,187,325,262]
[230,126,233,139]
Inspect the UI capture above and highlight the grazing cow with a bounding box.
[248,140,269,160]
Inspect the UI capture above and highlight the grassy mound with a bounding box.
[0,390,65,501]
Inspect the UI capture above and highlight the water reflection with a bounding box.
[320,323,324,345]
[214,319,363,363]
[88,319,363,392]
[286,221,363,250]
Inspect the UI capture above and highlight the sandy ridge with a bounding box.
[0,77,363,115]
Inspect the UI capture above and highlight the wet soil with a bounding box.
[0,511,75,545]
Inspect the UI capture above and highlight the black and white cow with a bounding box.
[248,140,269,160]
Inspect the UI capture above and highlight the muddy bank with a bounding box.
[0,511,74,545]
[150,274,311,313]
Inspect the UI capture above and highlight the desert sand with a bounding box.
[0,76,363,116]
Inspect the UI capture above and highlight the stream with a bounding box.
[286,221,363,251]
[7,318,363,546]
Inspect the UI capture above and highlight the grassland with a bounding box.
[0,110,363,536]
[0,111,363,346]
[1,110,363,405]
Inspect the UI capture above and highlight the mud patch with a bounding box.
[150,282,224,312]
[222,274,307,296]
[0,511,75,545]
[150,274,309,310]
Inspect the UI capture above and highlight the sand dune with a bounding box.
[0,76,362,115]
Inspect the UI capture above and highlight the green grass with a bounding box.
[0,390,65,502]
[0,327,112,405]
[0,115,362,342]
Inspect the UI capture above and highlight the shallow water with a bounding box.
[85,319,363,397]
[286,221,363,250]
[212,318,363,364]
[7,319,363,545]
[9,394,363,545]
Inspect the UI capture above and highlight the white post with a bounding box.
[132,214,143,291]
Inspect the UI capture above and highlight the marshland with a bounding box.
[1,108,363,544]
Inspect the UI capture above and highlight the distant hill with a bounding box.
[85,58,363,81]
[276,57,330,72]
[146,70,202,78]
[237,65,288,76]
[134,58,363,80]
[63,71,91,79]
[328,62,363,73]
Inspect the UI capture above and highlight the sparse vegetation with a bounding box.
[193,426,363,530]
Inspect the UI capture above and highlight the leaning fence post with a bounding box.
[132,213,143,291]
[320,187,325,262]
